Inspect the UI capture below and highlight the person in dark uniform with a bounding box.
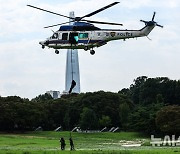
[69,80,76,94]
[69,137,75,150]
[60,137,66,150]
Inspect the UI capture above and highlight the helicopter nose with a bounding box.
[40,40,49,45]
[39,41,45,46]
[39,40,49,47]
[39,41,49,49]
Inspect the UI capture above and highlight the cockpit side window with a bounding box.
[52,33,58,39]
[62,33,68,40]
[79,33,88,39]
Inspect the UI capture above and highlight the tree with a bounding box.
[130,76,148,104]
[64,111,70,130]
[129,76,180,105]
[128,103,163,134]
[80,107,99,130]
[1,77,180,133]
[119,103,130,130]
[99,115,111,128]
[31,93,53,102]
[156,105,180,134]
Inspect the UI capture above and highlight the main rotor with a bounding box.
[27,2,123,28]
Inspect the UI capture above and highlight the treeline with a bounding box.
[0,76,179,135]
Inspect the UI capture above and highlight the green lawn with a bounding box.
[0,131,179,154]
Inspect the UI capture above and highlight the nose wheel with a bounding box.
[55,50,59,54]
[84,46,89,51]
[90,49,95,55]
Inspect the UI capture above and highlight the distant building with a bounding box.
[46,90,61,99]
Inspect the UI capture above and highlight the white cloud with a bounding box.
[121,0,180,9]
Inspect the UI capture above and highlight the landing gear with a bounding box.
[90,49,95,55]
[55,50,59,54]
[84,46,89,51]
[42,45,45,49]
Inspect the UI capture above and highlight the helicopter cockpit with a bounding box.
[51,33,58,39]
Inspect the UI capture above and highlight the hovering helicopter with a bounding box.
[27,2,163,55]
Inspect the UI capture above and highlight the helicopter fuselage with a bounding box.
[40,24,155,52]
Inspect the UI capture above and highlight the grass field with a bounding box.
[0,131,179,154]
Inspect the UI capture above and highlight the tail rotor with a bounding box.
[140,12,163,28]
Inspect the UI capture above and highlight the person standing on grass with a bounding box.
[69,137,75,150]
[60,137,66,150]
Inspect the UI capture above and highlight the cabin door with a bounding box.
[69,32,78,44]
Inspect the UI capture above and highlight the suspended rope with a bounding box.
[71,48,74,81]
[69,47,76,94]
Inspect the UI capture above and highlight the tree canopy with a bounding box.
[0,76,179,135]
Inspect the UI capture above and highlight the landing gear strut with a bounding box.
[55,50,59,54]
[90,49,95,55]
[84,46,89,51]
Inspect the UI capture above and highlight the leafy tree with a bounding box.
[64,111,70,130]
[119,103,130,130]
[129,76,180,105]
[156,105,180,135]
[130,76,148,104]
[80,107,99,130]
[99,115,111,128]
[31,93,53,102]
[128,103,163,134]
[1,76,180,133]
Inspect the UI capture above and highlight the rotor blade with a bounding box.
[156,24,163,28]
[152,12,156,21]
[82,19,123,26]
[140,20,148,25]
[27,5,74,20]
[140,20,147,23]
[44,21,74,28]
[79,2,120,20]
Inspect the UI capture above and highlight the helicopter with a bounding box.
[27,2,163,55]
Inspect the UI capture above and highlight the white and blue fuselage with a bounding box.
[40,22,156,52]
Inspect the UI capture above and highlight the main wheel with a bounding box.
[55,50,59,54]
[90,50,95,55]
[42,45,45,49]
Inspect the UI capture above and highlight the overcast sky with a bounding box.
[0,0,180,99]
